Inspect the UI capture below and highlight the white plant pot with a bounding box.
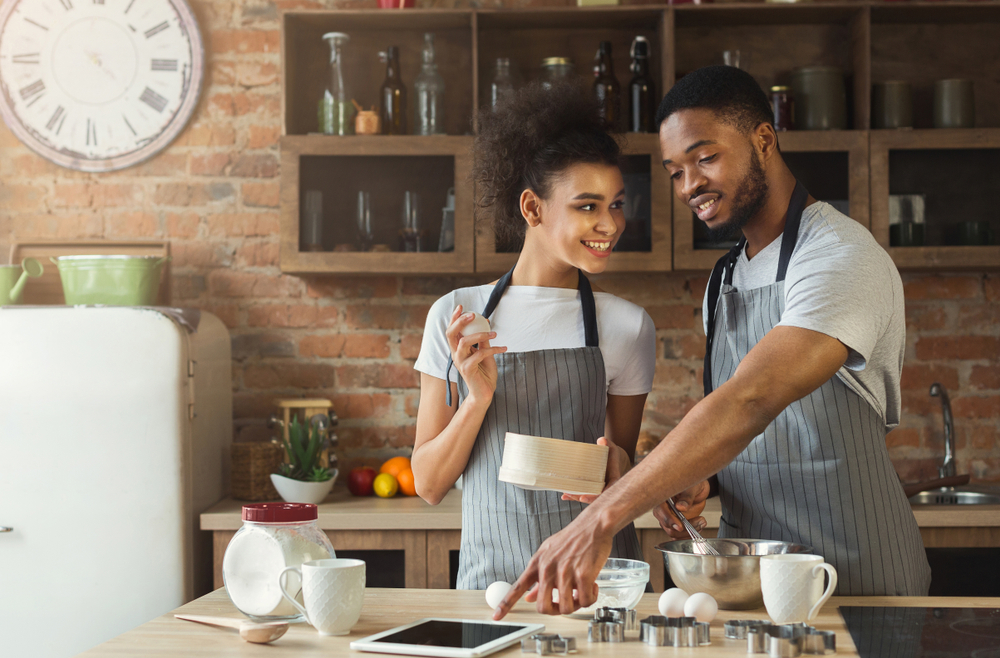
[270,470,338,505]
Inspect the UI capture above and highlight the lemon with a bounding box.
[373,473,399,498]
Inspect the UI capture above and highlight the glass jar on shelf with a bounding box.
[541,57,574,89]
[491,57,515,109]
[770,85,794,131]
[414,33,446,135]
[319,32,353,135]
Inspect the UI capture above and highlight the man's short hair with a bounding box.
[655,65,774,134]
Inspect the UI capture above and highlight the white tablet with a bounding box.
[350,618,546,658]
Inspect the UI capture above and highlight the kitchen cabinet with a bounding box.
[279,3,1000,275]
[201,488,1000,594]
[79,586,1000,657]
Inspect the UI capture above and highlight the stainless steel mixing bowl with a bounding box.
[656,539,813,610]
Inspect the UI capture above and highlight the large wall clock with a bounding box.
[0,0,204,172]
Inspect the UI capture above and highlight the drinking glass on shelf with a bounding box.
[722,49,742,69]
[303,190,324,252]
[356,191,373,252]
[400,191,424,252]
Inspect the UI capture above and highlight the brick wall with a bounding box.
[1,0,997,485]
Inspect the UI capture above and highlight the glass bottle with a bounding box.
[491,57,515,109]
[593,41,621,131]
[379,46,407,135]
[414,33,446,135]
[628,36,656,133]
[541,57,574,89]
[319,32,353,135]
[770,85,794,131]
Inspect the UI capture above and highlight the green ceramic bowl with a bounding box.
[52,255,169,306]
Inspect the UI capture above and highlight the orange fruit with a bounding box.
[397,468,417,497]
[373,473,398,498]
[380,456,412,478]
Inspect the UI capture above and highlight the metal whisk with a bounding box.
[665,497,721,556]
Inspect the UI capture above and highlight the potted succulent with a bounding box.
[270,416,338,504]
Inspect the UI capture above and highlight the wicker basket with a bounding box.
[231,441,284,501]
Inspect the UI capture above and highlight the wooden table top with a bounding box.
[80,587,1000,657]
[200,486,1000,532]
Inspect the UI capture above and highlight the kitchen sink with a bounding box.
[909,488,1000,505]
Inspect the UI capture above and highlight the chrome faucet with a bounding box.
[930,383,955,478]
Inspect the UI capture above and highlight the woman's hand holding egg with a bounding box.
[445,305,507,406]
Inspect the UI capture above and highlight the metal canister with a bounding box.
[791,66,847,130]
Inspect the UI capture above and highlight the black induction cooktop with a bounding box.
[840,607,1000,658]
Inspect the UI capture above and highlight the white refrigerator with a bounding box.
[0,307,232,658]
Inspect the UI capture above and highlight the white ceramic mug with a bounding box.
[760,554,838,624]
[278,558,365,635]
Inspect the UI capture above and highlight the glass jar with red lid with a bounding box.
[770,85,794,131]
[222,503,335,622]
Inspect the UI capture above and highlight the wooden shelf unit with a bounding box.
[280,3,1000,275]
[870,128,1000,270]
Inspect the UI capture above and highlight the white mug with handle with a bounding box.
[760,554,838,625]
[278,558,366,635]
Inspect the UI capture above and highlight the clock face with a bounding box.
[0,0,203,172]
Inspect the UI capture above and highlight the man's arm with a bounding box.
[495,324,849,618]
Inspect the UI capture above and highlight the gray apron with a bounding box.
[703,183,931,596]
[446,268,643,589]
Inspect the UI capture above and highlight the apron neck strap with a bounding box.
[445,266,599,406]
[704,180,811,396]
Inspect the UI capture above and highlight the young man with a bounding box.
[493,66,930,619]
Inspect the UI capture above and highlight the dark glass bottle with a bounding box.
[628,36,656,133]
[379,46,407,135]
[593,41,621,130]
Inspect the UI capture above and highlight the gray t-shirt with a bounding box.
[702,201,905,429]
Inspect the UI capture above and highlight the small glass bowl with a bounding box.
[569,558,649,617]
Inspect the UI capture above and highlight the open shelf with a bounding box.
[673,130,869,271]
[279,136,474,274]
[474,133,672,274]
[870,129,1000,270]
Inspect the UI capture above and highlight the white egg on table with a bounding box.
[460,312,491,337]
[485,581,512,609]
[683,592,718,623]
[657,588,690,617]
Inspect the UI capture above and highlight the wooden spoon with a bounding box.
[175,614,289,644]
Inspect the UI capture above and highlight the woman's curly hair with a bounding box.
[473,81,621,252]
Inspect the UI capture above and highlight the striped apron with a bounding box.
[450,268,643,589]
[703,182,931,596]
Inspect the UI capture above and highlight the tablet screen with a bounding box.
[372,620,528,648]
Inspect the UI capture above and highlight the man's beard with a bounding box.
[705,147,769,243]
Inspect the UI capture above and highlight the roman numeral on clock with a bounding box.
[59,0,73,10]
[93,0,105,4]
[12,53,41,64]
[139,87,168,113]
[46,106,65,131]
[144,21,169,38]
[86,118,98,146]
[151,59,178,71]
[19,80,45,106]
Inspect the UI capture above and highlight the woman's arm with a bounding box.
[411,305,507,505]
[604,393,647,462]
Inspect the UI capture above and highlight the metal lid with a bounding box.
[542,57,572,67]
[770,85,790,92]
[242,502,318,523]
[322,32,349,41]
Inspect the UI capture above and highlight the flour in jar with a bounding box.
[223,524,334,617]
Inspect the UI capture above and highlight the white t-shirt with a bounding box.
[702,201,905,428]
[415,285,656,397]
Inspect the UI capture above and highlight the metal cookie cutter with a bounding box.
[521,633,577,655]
[747,623,835,657]
[724,619,769,640]
[803,628,836,655]
[640,615,711,647]
[595,607,638,631]
[588,616,625,642]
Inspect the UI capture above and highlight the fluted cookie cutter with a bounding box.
[594,607,638,631]
[639,615,711,647]
[588,616,625,643]
[746,624,836,656]
[521,633,577,655]
[724,619,769,640]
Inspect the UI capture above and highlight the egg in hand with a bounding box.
[460,312,491,337]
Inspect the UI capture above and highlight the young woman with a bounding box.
[412,83,656,591]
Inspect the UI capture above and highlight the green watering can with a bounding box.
[0,257,44,305]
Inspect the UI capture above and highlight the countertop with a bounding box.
[79,587,1000,657]
[200,486,1000,531]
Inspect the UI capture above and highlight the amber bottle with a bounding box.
[593,41,621,131]
[380,46,408,135]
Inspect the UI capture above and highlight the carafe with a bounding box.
[319,32,353,135]
[414,33,446,135]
